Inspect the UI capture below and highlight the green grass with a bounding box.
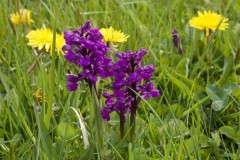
[1,0,240,159]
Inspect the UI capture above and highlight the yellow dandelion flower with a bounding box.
[9,9,33,26]
[100,27,130,44]
[26,27,65,55]
[34,88,48,104]
[189,10,228,36]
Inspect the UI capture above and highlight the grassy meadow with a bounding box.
[1,0,240,159]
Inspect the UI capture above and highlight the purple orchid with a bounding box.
[62,20,113,91]
[172,29,183,54]
[101,48,160,123]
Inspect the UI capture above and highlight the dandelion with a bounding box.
[9,9,33,26]
[26,27,65,55]
[100,27,129,45]
[189,10,228,37]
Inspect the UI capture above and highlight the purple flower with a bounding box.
[172,29,183,54]
[101,107,113,121]
[137,82,160,99]
[66,74,79,91]
[62,20,113,91]
[67,83,78,91]
[101,48,160,122]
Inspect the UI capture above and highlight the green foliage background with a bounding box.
[1,0,240,159]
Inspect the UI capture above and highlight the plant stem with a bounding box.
[27,52,43,74]
[130,107,136,143]
[130,85,137,144]
[119,112,125,139]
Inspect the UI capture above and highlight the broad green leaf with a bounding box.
[57,122,76,140]
[206,85,225,100]
[222,83,238,94]
[219,126,236,140]
[206,85,228,111]
[206,83,238,111]
[211,101,225,111]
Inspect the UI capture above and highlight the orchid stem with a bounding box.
[119,112,125,139]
